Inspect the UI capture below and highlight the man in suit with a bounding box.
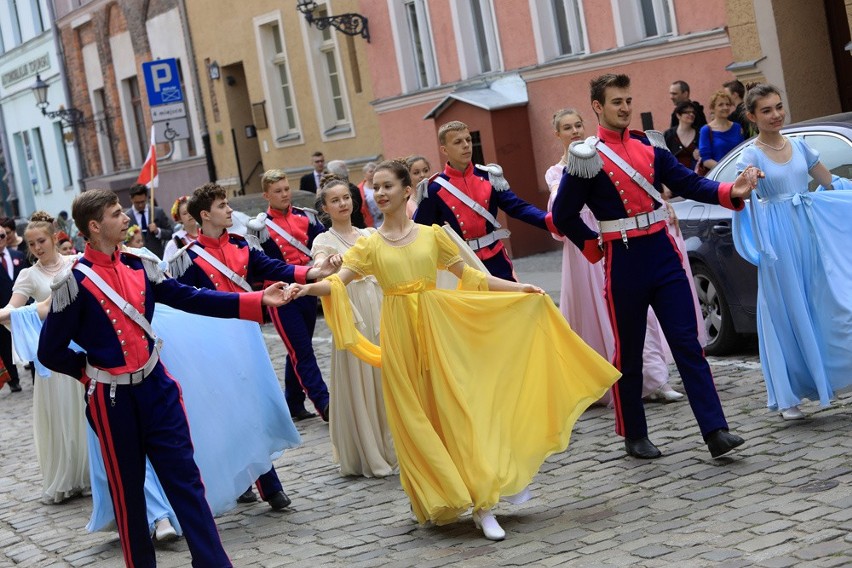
[0,220,29,392]
[126,184,174,258]
[299,151,325,193]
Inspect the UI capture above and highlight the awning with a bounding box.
[424,73,528,120]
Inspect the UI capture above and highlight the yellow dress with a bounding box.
[323,225,620,525]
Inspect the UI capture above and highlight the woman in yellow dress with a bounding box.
[293,160,620,541]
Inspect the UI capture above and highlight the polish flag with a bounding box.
[136,125,158,190]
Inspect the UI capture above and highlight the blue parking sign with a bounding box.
[142,59,183,106]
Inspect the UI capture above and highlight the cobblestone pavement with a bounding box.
[1,251,851,567]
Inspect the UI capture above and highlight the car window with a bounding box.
[802,133,852,191]
[712,153,741,183]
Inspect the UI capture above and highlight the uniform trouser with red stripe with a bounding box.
[604,230,728,441]
[268,296,329,415]
[254,467,283,499]
[482,248,516,282]
[86,364,231,568]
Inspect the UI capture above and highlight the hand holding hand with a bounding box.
[731,166,764,200]
[312,253,343,279]
[261,282,292,307]
[288,283,311,300]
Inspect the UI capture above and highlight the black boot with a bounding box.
[624,436,662,459]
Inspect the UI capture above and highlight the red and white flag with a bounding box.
[136,125,158,190]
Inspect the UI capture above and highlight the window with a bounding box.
[31,0,45,34]
[53,123,73,189]
[532,0,587,61]
[124,76,148,165]
[303,3,353,138]
[9,0,23,45]
[389,0,439,92]
[613,0,674,46]
[31,128,51,193]
[452,0,501,78]
[803,133,852,191]
[93,87,116,173]
[14,130,39,194]
[256,16,300,143]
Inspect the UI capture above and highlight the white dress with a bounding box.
[312,228,397,477]
[12,257,90,502]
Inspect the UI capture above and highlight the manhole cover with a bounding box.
[797,480,840,493]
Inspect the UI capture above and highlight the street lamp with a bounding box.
[31,74,85,127]
[295,0,370,42]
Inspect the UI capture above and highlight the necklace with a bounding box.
[756,137,787,151]
[329,228,359,247]
[378,223,415,243]
[37,258,65,276]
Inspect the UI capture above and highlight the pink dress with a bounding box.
[546,162,670,404]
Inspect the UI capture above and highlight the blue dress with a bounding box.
[11,303,301,532]
[698,122,744,162]
[733,138,852,410]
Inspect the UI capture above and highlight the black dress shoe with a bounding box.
[291,409,318,421]
[266,490,291,511]
[9,383,22,393]
[237,487,258,503]
[624,436,662,459]
[320,404,330,423]
[706,429,744,458]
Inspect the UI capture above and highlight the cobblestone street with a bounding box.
[1,251,850,567]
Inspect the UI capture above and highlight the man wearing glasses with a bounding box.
[0,219,29,392]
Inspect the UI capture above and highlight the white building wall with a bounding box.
[0,31,82,218]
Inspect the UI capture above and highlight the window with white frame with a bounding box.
[532,0,586,60]
[53,123,73,189]
[31,127,51,193]
[453,0,501,78]
[8,0,23,45]
[31,0,46,34]
[389,0,439,92]
[256,17,300,142]
[614,0,674,45]
[123,75,148,165]
[304,4,352,137]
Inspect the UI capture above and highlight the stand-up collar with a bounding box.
[197,229,229,249]
[266,206,291,219]
[444,162,473,179]
[597,125,631,144]
[84,243,121,267]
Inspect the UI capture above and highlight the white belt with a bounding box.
[466,229,511,251]
[86,340,163,390]
[598,208,668,235]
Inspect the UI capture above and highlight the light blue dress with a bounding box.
[11,303,301,532]
[733,138,852,410]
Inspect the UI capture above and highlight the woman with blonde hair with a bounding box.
[0,212,90,503]
[312,174,396,477]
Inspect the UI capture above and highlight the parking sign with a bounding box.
[142,59,184,106]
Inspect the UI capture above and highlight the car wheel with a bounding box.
[691,263,739,356]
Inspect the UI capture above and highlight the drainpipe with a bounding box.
[177,0,216,182]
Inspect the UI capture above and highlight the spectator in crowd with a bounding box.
[405,155,432,218]
[664,101,701,170]
[326,160,367,228]
[299,151,326,193]
[669,80,707,130]
[0,219,28,392]
[698,90,745,172]
[126,184,173,258]
[56,232,76,255]
[0,217,26,257]
[358,162,382,227]
[724,79,755,138]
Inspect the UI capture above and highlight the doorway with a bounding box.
[222,63,263,194]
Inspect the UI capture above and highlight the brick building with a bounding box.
[53,0,207,208]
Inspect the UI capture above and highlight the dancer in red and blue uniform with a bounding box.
[248,169,330,421]
[551,74,761,460]
[413,121,561,281]
[172,183,336,508]
[37,189,292,568]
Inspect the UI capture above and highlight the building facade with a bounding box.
[53,0,208,209]
[360,0,737,257]
[184,0,383,196]
[725,0,852,120]
[0,0,81,218]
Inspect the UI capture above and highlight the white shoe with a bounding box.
[646,385,684,402]
[154,518,178,542]
[501,486,532,505]
[780,406,805,420]
[472,509,505,541]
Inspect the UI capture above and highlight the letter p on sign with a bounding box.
[142,58,184,106]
